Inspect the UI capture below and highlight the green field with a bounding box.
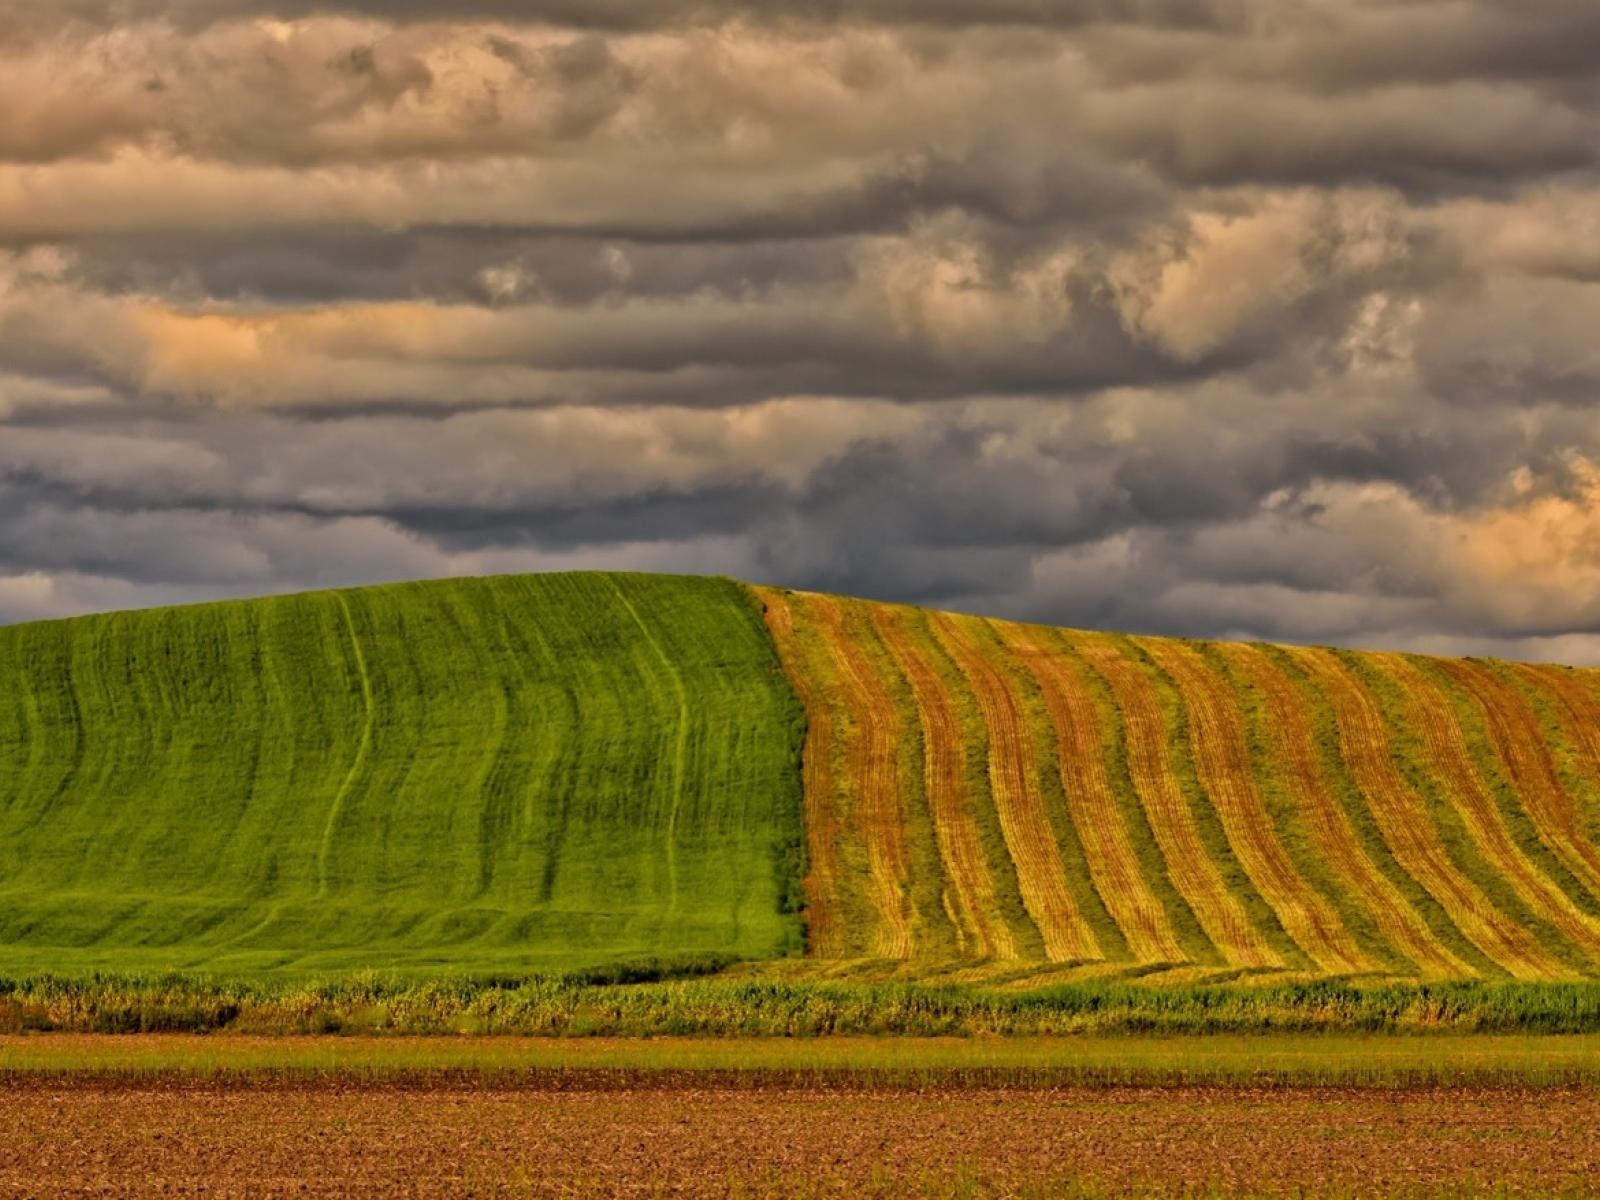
[0,573,804,975]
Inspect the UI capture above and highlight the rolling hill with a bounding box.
[0,573,805,975]
[3,570,1600,982]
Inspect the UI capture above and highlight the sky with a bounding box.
[3,1,1600,661]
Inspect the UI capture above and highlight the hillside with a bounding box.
[0,573,805,975]
[759,587,1600,982]
[4,572,1600,983]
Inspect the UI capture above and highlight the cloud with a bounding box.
[4,2,1600,663]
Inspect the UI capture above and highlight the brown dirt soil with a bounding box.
[3,1075,1597,1198]
[1288,647,1552,980]
[1218,643,1472,980]
[996,622,1186,965]
[1072,634,1278,969]
[1138,638,1366,975]
[931,612,1100,962]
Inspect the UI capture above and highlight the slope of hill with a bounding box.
[758,587,1600,981]
[5,570,1600,984]
[0,573,805,975]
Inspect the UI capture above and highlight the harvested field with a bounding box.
[997,623,1186,965]
[2,1069,1596,1198]
[1139,637,1365,975]
[1217,644,1474,980]
[1074,635,1277,968]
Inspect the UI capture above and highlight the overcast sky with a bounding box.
[3,1,1600,660]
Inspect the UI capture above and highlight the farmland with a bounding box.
[5,570,1600,988]
[0,573,804,976]
[761,588,1600,982]
[2,1045,1597,1198]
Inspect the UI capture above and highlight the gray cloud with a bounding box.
[4,3,1600,663]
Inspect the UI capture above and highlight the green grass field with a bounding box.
[0,573,804,975]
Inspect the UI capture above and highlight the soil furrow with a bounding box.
[1140,638,1368,975]
[1074,636,1280,969]
[1373,654,1600,967]
[930,613,1102,963]
[871,606,1015,960]
[1219,643,1475,979]
[995,622,1186,964]
[805,594,914,959]
[756,589,844,958]
[1288,647,1563,980]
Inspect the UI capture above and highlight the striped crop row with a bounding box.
[757,587,1600,980]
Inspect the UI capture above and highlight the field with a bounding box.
[760,587,1600,981]
[8,572,1600,1196]
[3,1036,1597,1198]
[0,572,805,975]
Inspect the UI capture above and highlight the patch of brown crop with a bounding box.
[1218,643,1473,980]
[931,612,1100,963]
[2,1076,1597,1198]
[806,594,914,959]
[1073,634,1279,969]
[1444,658,1600,903]
[872,605,1015,960]
[1372,653,1599,970]
[1139,637,1367,975]
[995,621,1186,965]
[1288,647,1553,979]
[756,588,845,957]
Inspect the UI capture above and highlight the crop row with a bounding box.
[759,588,1600,979]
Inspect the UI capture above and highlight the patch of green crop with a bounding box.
[0,572,806,976]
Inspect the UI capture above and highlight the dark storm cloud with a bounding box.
[5,1,1600,661]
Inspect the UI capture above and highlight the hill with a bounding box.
[0,573,805,975]
[758,587,1600,981]
[4,571,1600,983]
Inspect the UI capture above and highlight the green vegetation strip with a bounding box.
[4,1031,1599,1088]
[10,974,1600,1041]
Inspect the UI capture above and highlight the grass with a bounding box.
[0,572,805,976]
[9,972,1600,1039]
[5,1028,1600,1086]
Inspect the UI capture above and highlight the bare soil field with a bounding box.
[2,1071,1597,1198]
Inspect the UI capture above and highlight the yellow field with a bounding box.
[758,588,1600,980]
